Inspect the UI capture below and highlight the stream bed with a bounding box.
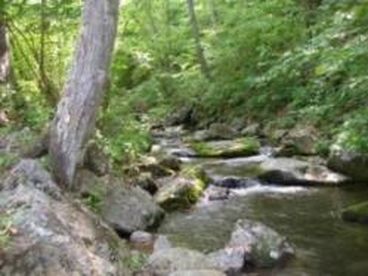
[153,128,368,275]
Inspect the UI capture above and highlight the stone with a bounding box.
[169,270,226,276]
[130,231,154,244]
[258,157,349,186]
[342,201,368,224]
[0,159,131,276]
[155,166,210,211]
[226,219,294,268]
[144,248,217,276]
[208,248,246,275]
[153,235,172,252]
[136,172,159,195]
[84,141,110,176]
[213,177,259,189]
[241,123,261,137]
[279,126,318,156]
[207,123,238,140]
[328,149,368,182]
[191,138,260,158]
[102,183,165,236]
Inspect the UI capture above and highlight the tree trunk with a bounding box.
[0,20,10,83]
[49,0,120,188]
[186,0,211,80]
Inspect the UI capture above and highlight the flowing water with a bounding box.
[154,128,368,275]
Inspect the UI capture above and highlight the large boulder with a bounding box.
[0,159,131,275]
[154,166,210,211]
[278,126,318,156]
[341,201,368,224]
[191,137,260,158]
[102,183,165,237]
[190,123,238,142]
[144,248,218,276]
[328,149,368,182]
[258,157,349,186]
[208,219,294,273]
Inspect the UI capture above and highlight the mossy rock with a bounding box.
[191,137,260,158]
[342,201,368,224]
[155,166,210,211]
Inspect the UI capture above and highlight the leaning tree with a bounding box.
[49,0,120,188]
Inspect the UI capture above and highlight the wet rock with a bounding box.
[227,219,294,269]
[144,248,217,276]
[213,177,259,189]
[205,185,231,201]
[0,159,131,276]
[258,157,349,186]
[342,201,368,224]
[165,106,196,127]
[84,141,110,176]
[155,176,206,211]
[208,248,246,275]
[191,138,260,158]
[328,149,368,182]
[102,183,165,237]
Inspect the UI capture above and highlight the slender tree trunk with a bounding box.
[186,0,211,79]
[207,0,218,26]
[49,0,120,188]
[0,20,10,83]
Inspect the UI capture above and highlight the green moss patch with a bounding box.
[191,137,260,158]
[342,201,368,224]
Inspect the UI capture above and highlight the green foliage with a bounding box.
[0,213,12,248]
[124,252,148,271]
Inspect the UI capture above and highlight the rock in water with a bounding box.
[258,157,349,186]
[0,159,131,276]
[342,201,368,224]
[328,149,368,182]
[144,248,218,276]
[228,219,294,268]
[208,219,294,273]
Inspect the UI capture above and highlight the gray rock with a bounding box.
[155,176,205,211]
[130,231,154,244]
[328,149,368,182]
[136,172,159,195]
[208,248,245,274]
[241,123,261,137]
[0,159,131,276]
[279,126,318,156]
[207,123,238,140]
[227,219,294,268]
[169,270,226,276]
[102,184,164,236]
[144,248,217,276]
[84,141,110,176]
[213,177,258,189]
[153,235,172,252]
[258,157,349,186]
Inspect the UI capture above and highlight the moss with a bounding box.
[191,137,260,158]
[0,212,12,249]
[0,153,19,177]
[156,166,210,211]
[342,201,368,224]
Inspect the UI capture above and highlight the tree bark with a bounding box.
[49,0,120,188]
[186,0,211,80]
[0,20,10,83]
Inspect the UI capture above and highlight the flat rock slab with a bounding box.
[258,157,349,186]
